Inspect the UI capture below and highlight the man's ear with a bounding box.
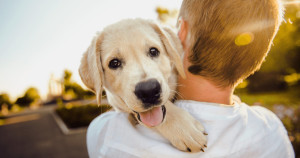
[177,18,188,48]
[79,33,104,105]
[150,21,186,79]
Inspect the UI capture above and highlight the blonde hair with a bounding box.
[179,0,283,87]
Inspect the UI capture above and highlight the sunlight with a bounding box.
[283,0,300,5]
[235,32,254,46]
[284,73,300,84]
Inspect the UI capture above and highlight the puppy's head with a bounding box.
[79,19,185,127]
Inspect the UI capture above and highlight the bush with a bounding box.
[15,87,40,107]
[56,104,111,128]
[0,93,12,110]
[247,71,287,93]
[62,69,95,100]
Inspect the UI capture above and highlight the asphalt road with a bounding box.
[0,107,88,158]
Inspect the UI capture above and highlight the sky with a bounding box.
[0,0,183,100]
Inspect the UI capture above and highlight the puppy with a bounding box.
[79,19,207,152]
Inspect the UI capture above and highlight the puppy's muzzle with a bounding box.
[134,79,162,108]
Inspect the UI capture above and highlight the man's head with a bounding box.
[178,0,283,87]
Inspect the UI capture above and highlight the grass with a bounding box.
[234,86,300,109]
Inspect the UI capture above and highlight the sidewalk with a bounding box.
[0,105,89,158]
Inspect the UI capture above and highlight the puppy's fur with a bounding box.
[79,19,207,152]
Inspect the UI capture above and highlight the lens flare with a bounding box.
[235,32,254,46]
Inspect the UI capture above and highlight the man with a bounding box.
[87,0,295,157]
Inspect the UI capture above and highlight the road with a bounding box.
[0,105,89,158]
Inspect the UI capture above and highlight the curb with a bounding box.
[51,111,87,135]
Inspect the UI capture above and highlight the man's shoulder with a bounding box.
[249,105,275,117]
[247,105,284,128]
[245,105,294,157]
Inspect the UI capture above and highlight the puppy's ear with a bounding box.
[150,22,186,78]
[79,33,104,105]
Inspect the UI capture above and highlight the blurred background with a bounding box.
[0,0,299,157]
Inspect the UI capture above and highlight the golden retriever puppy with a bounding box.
[79,19,207,152]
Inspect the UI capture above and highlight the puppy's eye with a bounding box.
[108,58,122,69]
[149,47,160,57]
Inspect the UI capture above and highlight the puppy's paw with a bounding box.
[168,111,207,153]
[155,102,207,153]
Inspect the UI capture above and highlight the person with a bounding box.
[86,0,295,157]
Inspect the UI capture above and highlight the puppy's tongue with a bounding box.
[139,106,163,127]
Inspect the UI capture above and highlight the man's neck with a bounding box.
[177,73,234,106]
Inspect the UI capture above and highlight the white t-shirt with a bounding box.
[87,100,295,158]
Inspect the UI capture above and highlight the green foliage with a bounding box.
[64,70,72,82]
[15,87,40,107]
[285,5,300,74]
[55,104,111,128]
[25,87,40,100]
[0,93,12,110]
[286,46,300,73]
[247,71,287,93]
[260,5,300,73]
[62,69,95,100]
[235,85,300,109]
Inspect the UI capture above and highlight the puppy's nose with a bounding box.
[134,79,161,106]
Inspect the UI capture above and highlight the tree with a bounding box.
[0,93,12,110]
[285,6,300,75]
[15,87,41,107]
[62,70,94,100]
[156,6,178,26]
[64,70,72,84]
